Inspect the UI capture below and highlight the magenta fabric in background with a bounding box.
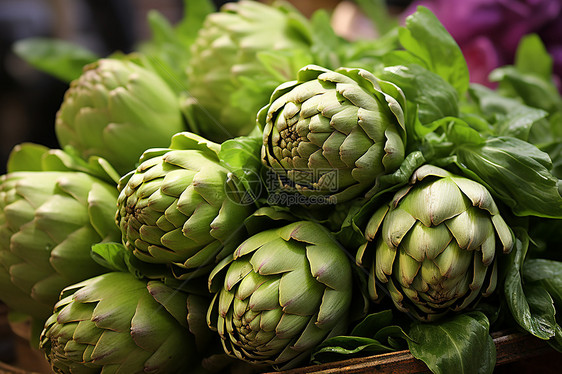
[401,0,562,88]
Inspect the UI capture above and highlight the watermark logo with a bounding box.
[224,168,340,206]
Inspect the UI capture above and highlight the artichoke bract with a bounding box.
[207,221,353,370]
[115,132,255,281]
[40,272,211,374]
[55,58,186,175]
[0,170,120,320]
[186,0,314,142]
[259,65,407,205]
[356,165,514,321]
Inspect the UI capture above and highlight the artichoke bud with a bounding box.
[186,0,315,142]
[0,170,120,320]
[260,64,407,205]
[207,221,353,370]
[356,165,514,321]
[39,272,212,374]
[55,57,186,175]
[115,132,257,281]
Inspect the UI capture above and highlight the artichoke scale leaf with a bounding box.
[445,208,494,251]
[249,237,305,275]
[237,271,272,303]
[381,207,416,248]
[451,176,499,215]
[365,205,389,240]
[382,126,406,172]
[278,266,323,315]
[401,222,451,261]
[72,319,103,345]
[433,241,473,279]
[232,296,250,320]
[396,248,422,287]
[90,329,145,365]
[290,313,329,352]
[305,243,352,291]
[56,299,95,324]
[275,313,310,340]
[374,238,397,282]
[491,214,514,254]
[234,229,276,258]
[259,308,284,333]
[224,259,254,292]
[146,281,189,328]
[181,240,223,269]
[316,288,351,329]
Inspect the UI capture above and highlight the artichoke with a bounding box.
[0,168,120,320]
[55,58,186,175]
[259,64,406,204]
[356,165,514,321]
[186,0,314,142]
[40,271,211,373]
[207,221,353,370]
[115,132,256,281]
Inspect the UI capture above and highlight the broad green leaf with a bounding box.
[514,34,552,81]
[310,336,395,364]
[490,66,562,115]
[380,64,458,125]
[408,311,495,374]
[13,37,98,82]
[503,229,557,340]
[454,137,562,218]
[219,136,264,203]
[398,6,469,96]
[445,117,485,146]
[468,84,548,141]
[523,259,562,306]
[91,242,130,273]
[351,310,394,337]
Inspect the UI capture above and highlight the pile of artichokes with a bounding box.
[2,1,562,373]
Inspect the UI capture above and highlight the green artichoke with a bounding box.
[259,64,406,204]
[207,221,353,370]
[55,58,186,175]
[115,132,256,281]
[40,271,211,373]
[356,165,514,321]
[0,169,120,320]
[186,0,314,142]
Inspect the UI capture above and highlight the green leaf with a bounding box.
[351,310,394,337]
[503,229,557,340]
[219,136,264,204]
[398,6,469,96]
[445,117,485,146]
[523,259,562,306]
[490,66,562,115]
[468,84,548,141]
[454,137,562,218]
[310,336,395,364]
[380,64,459,126]
[13,37,98,82]
[515,34,553,81]
[91,242,130,273]
[408,311,495,374]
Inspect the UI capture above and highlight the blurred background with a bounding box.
[0,0,414,175]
